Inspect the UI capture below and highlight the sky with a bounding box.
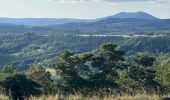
[0,0,169,19]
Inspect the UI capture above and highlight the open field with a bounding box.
[78,34,165,38]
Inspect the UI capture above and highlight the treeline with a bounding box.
[0,43,170,100]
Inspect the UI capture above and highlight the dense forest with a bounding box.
[0,31,170,71]
[0,42,170,100]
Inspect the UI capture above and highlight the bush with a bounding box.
[1,74,42,100]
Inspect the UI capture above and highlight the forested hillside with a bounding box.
[0,12,170,100]
[0,43,170,100]
[0,31,170,71]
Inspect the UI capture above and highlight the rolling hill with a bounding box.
[0,11,160,26]
[47,18,170,34]
[0,12,170,34]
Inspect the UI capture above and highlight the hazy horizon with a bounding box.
[0,0,170,19]
[0,11,163,19]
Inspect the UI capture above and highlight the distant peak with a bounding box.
[118,11,149,14]
[136,11,146,13]
[109,11,158,20]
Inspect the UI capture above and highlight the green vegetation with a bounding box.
[0,43,170,99]
[2,74,41,100]
[0,26,170,99]
[156,56,170,92]
[27,65,56,95]
[0,32,170,71]
[54,43,125,94]
[0,11,170,100]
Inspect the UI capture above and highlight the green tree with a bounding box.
[133,54,155,66]
[27,65,54,94]
[1,74,41,100]
[129,53,161,92]
[55,51,90,93]
[2,65,15,74]
[88,43,126,91]
[55,43,126,94]
[156,57,170,92]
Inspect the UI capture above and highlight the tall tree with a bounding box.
[55,43,126,94]
[129,53,161,92]
[88,43,125,91]
[55,51,91,93]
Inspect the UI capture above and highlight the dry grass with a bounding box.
[0,94,169,100]
[0,94,8,100]
[28,94,169,100]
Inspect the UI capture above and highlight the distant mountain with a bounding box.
[44,12,170,34]
[47,18,170,34]
[101,11,158,20]
[0,12,158,26]
[0,11,170,34]
[0,18,92,26]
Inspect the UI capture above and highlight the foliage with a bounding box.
[1,32,170,71]
[26,65,55,94]
[55,50,89,93]
[88,43,126,90]
[1,74,42,100]
[2,65,16,74]
[129,53,162,93]
[133,53,155,66]
[55,43,127,94]
[0,32,170,97]
[156,56,170,92]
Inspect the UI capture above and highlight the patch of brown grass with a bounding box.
[0,93,169,100]
[0,94,8,100]
[28,94,170,100]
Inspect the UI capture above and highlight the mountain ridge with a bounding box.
[101,11,158,20]
[0,11,170,34]
[0,11,160,26]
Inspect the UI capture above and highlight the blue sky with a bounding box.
[0,0,169,19]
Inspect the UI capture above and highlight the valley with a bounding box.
[0,11,170,100]
[0,30,169,71]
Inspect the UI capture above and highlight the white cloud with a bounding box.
[48,0,170,3]
[48,0,170,9]
[149,0,170,8]
[48,0,101,3]
[106,0,169,2]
